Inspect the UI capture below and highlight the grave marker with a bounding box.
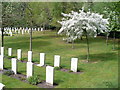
[28,51,32,62]
[46,66,54,86]
[37,53,45,67]
[10,32,12,36]
[54,55,60,67]
[0,83,5,90]
[41,28,43,31]
[1,47,4,57]
[11,58,17,74]
[27,62,33,78]
[71,58,78,72]
[17,49,22,60]
[8,48,12,56]
[22,30,24,34]
[0,55,3,70]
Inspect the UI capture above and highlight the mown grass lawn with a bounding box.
[2,30,118,88]
[2,75,38,88]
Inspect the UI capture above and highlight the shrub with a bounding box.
[8,56,16,59]
[27,75,41,85]
[69,70,73,72]
[54,67,61,70]
[20,77,26,81]
[20,58,27,61]
[3,70,14,76]
[4,33,9,36]
[20,58,23,61]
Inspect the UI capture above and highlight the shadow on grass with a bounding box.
[45,62,51,65]
[21,57,27,61]
[60,65,66,69]
[5,40,51,49]
[32,40,51,47]
[32,58,39,63]
[115,46,120,50]
[17,71,25,74]
[77,67,84,72]
[32,35,63,40]
[77,52,118,62]
[54,79,64,85]
[17,70,26,74]
[7,56,17,59]
[74,37,119,46]
[4,68,9,70]
[74,37,104,44]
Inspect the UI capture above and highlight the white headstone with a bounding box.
[71,58,78,72]
[17,49,22,60]
[1,47,4,57]
[12,28,14,32]
[41,28,43,31]
[54,55,60,67]
[35,28,36,31]
[0,30,2,35]
[27,62,33,78]
[28,51,32,62]
[27,30,30,33]
[25,30,27,33]
[38,28,40,31]
[8,48,12,56]
[22,30,24,34]
[15,29,17,33]
[11,58,17,74]
[26,28,27,30]
[0,55,3,70]
[0,83,5,90]
[10,32,12,36]
[23,27,25,31]
[20,27,22,30]
[9,30,12,33]
[18,30,20,34]
[46,66,54,85]
[37,53,45,67]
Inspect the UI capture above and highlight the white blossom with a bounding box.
[58,7,109,42]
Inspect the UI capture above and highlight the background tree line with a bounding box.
[2,2,120,37]
[2,2,83,29]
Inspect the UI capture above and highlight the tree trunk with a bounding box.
[27,4,33,51]
[113,31,115,50]
[72,40,74,49]
[81,37,83,40]
[2,27,4,47]
[30,26,32,51]
[106,34,109,46]
[43,24,45,34]
[86,34,90,62]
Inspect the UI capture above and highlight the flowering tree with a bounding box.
[58,8,109,62]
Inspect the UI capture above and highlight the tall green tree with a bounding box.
[103,2,120,50]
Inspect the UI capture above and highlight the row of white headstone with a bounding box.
[1,47,78,72]
[0,55,54,86]
[0,47,78,86]
[2,27,44,32]
[0,27,44,36]
[0,47,5,89]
